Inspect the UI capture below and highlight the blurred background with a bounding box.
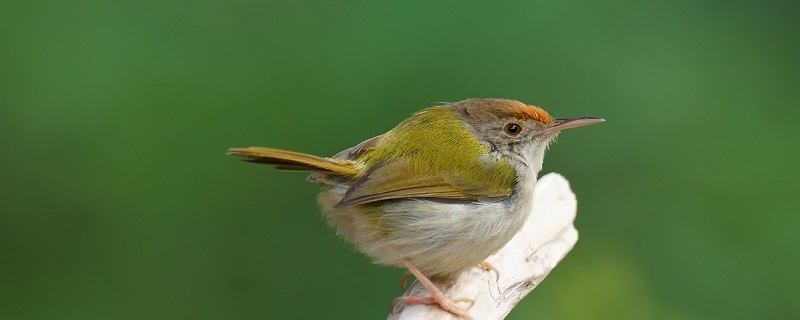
[2,1,798,319]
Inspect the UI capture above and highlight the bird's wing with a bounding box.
[331,134,386,160]
[337,157,515,207]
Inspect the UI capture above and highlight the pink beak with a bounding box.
[545,117,605,133]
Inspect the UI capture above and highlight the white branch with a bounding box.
[387,173,579,320]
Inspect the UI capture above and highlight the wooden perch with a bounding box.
[387,173,579,320]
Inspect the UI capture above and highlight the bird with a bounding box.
[228,98,603,319]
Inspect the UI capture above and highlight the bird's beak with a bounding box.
[545,117,605,133]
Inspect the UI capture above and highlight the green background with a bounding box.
[2,1,798,319]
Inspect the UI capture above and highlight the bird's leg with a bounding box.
[392,259,474,320]
[479,260,500,281]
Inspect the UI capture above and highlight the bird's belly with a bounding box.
[318,186,531,277]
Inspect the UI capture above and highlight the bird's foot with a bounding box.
[391,259,474,319]
[479,260,500,281]
[392,295,474,319]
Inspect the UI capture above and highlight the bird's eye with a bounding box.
[504,123,522,135]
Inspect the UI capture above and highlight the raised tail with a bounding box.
[227,147,360,177]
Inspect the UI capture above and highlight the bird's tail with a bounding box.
[227,147,360,177]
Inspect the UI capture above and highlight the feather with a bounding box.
[227,147,359,177]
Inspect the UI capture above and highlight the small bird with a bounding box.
[228,98,602,319]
